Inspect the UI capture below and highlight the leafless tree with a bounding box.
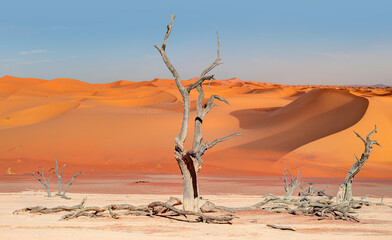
[280,165,301,199]
[28,167,54,197]
[54,159,82,199]
[336,125,381,204]
[155,15,241,211]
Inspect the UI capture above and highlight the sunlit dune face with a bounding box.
[0,75,391,178]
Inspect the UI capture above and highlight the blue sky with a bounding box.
[1,0,391,85]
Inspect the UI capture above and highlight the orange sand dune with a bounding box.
[0,102,79,130]
[0,75,391,178]
[0,76,46,98]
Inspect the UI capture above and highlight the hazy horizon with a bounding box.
[1,0,391,86]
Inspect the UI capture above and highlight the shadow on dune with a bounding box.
[230,89,369,159]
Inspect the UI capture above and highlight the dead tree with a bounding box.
[54,159,82,199]
[281,165,301,199]
[336,125,381,204]
[155,15,241,211]
[28,167,54,197]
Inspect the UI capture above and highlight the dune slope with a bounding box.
[231,89,369,155]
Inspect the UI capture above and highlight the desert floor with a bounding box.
[1,174,391,240]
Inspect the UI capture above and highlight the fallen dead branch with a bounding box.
[14,198,87,215]
[202,194,361,222]
[148,201,237,224]
[267,224,295,231]
[14,197,237,224]
[14,194,385,223]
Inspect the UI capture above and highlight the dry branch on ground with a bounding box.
[267,224,295,231]
[15,194,390,223]
[202,194,361,222]
[14,197,237,224]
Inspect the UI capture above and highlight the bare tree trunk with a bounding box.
[155,15,240,211]
[178,155,199,211]
[336,125,381,204]
[54,158,65,196]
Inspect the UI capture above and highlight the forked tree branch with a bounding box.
[366,125,377,141]
[202,94,230,118]
[187,75,215,92]
[354,125,381,147]
[29,167,54,197]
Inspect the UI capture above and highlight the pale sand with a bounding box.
[1,192,391,240]
[1,174,391,239]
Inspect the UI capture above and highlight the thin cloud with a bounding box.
[18,49,48,55]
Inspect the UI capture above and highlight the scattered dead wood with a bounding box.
[267,224,295,231]
[148,201,237,224]
[14,197,237,224]
[14,198,87,215]
[201,194,361,222]
[15,194,386,223]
